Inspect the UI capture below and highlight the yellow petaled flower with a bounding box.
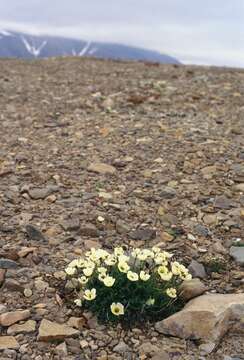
[78,276,88,285]
[127,271,139,281]
[152,246,161,254]
[110,302,124,316]
[105,255,117,266]
[118,261,130,273]
[131,248,141,258]
[74,299,82,306]
[69,259,79,267]
[77,258,86,268]
[65,267,76,275]
[96,249,109,259]
[158,266,173,281]
[139,270,150,281]
[160,271,173,281]
[137,249,154,261]
[103,276,115,287]
[146,298,155,306]
[182,273,192,281]
[158,265,168,275]
[83,267,94,277]
[171,262,181,275]
[83,288,96,301]
[97,267,107,274]
[166,288,177,298]
[117,254,130,263]
[98,273,107,282]
[114,247,124,257]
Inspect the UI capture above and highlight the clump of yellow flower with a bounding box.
[66,246,193,321]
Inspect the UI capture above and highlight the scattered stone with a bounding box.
[54,342,68,357]
[25,224,47,242]
[23,288,33,298]
[113,341,130,354]
[188,260,207,279]
[203,214,218,226]
[160,231,174,242]
[37,319,79,342]
[194,224,210,237]
[28,185,59,200]
[80,340,89,349]
[129,228,156,241]
[83,239,100,250]
[230,246,244,266]
[155,293,244,343]
[7,320,36,335]
[116,220,130,234]
[79,223,99,237]
[67,317,86,330]
[233,183,244,192]
[214,195,233,209]
[159,186,177,199]
[0,259,18,269]
[151,352,170,360]
[0,310,31,326]
[0,336,20,350]
[0,304,7,314]
[179,278,207,301]
[4,279,24,293]
[199,342,216,354]
[17,247,37,258]
[0,269,6,286]
[88,162,116,175]
[60,217,80,231]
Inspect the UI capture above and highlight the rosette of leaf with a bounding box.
[65,246,191,325]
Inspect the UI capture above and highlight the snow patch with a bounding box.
[0,29,12,36]
[21,36,47,57]
[88,47,98,55]
[78,41,91,56]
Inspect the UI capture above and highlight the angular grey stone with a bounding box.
[25,224,47,242]
[159,186,177,199]
[230,246,244,266]
[214,195,233,209]
[113,341,130,354]
[188,260,207,279]
[0,259,18,269]
[129,228,156,241]
[28,185,59,200]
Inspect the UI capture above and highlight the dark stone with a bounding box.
[60,217,80,232]
[0,259,18,269]
[28,185,59,200]
[214,195,234,210]
[79,224,99,237]
[159,186,177,199]
[25,224,47,242]
[129,228,156,241]
[194,224,210,237]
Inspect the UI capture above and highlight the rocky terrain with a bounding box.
[0,57,244,359]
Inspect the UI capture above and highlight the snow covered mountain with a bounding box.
[0,29,180,64]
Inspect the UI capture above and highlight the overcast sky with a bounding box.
[0,0,243,67]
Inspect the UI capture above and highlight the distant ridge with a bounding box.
[0,29,180,64]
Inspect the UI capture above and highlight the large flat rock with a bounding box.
[155,293,244,343]
[38,319,80,342]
